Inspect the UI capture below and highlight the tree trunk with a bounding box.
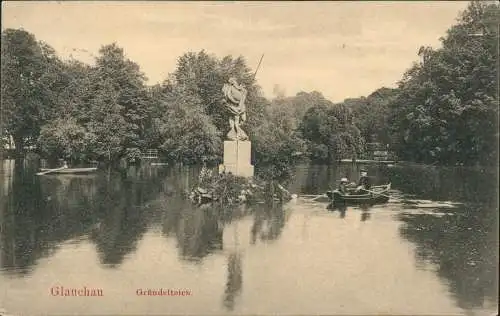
[12,134,25,159]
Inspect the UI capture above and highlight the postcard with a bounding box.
[1,1,498,316]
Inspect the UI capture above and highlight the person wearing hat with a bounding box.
[338,177,350,194]
[356,169,371,193]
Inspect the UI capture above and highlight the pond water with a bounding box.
[0,160,498,316]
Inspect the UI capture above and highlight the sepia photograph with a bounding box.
[1,1,498,315]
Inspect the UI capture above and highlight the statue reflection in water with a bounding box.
[223,251,243,311]
[221,199,289,310]
[222,212,245,311]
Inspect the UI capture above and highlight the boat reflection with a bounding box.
[327,204,372,221]
[1,160,497,315]
[327,203,347,218]
[360,205,371,222]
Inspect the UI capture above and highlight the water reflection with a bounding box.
[0,159,497,315]
[399,202,498,310]
[326,204,371,221]
[0,161,170,273]
[173,203,224,263]
[327,204,347,218]
[1,160,97,275]
[293,162,498,312]
[251,201,289,244]
[385,163,497,203]
[360,205,371,222]
[88,177,150,267]
[392,163,498,312]
[223,252,243,311]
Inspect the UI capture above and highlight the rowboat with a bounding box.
[326,183,391,206]
[39,167,98,175]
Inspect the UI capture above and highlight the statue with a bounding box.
[222,77,248,141]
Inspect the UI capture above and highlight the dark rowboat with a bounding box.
[39,167,98,174]
[326,183,391,206]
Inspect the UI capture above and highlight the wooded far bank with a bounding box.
[1,1,498,169]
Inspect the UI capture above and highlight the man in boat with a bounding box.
[356,169,371,193]
[338,177,350,194]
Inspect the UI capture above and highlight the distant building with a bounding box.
[366,142,391,161]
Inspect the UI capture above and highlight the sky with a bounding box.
[2,1,469,102]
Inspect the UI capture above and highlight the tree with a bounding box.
[38,117,92,163]
[56,59,95,124]
[84,78,128,163]
[269,91,328,132]
[94,43,151,161]
[252,112,307,180]
[1,28,64,156]
[155,86,222,164]
[34,52,140,164]
[143,84,168,150]
[348,87,399,145]
[300,99,364,163]
[171,51,265,139]
[389,1,499,166]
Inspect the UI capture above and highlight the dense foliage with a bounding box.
[154,85,222,164]
[1,29,63,154]
[1,1,498,168]
[389,1,499,166]
[298,97,364,163]
[347,87,399,145]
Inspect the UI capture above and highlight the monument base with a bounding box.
[219,140,254,178]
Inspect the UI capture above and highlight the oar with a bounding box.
[310,194,328,201]
[300,194,329,202]
[36,166,67,176]
[362,188,405,202]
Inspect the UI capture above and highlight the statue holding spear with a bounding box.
[222,54,264,141]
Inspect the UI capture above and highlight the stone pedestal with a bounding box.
[219,141,254,178]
